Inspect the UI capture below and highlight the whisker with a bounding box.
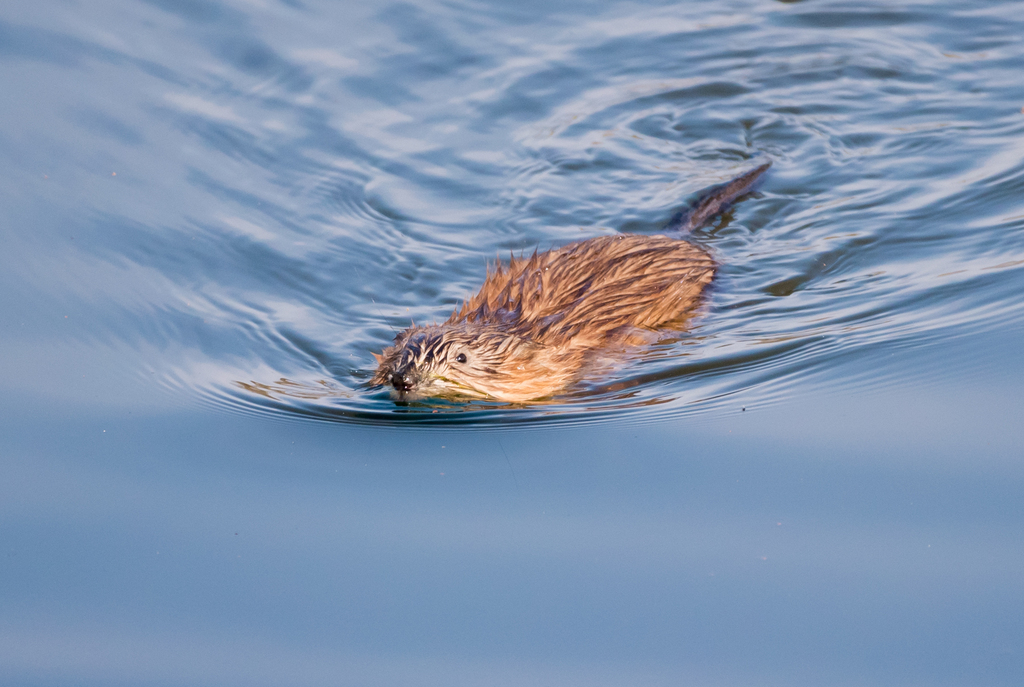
[370,297,396,334]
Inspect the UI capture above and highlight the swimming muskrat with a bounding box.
[371,161,770,402]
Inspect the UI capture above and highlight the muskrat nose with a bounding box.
[390,369,416,392]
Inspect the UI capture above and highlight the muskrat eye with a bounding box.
[455,353,467,364]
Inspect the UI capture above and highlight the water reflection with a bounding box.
[236,377,349,401]
[4,2,1024,686]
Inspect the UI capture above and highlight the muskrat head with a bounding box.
[370,323,566,402]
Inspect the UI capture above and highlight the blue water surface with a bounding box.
[1,0,1023,684]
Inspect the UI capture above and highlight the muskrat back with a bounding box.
[371,162,770,402]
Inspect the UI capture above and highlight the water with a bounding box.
[2,0,1023,684]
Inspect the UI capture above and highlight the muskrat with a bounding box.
[371,162,770,402]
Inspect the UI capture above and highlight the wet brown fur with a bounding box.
[371,162,770,402]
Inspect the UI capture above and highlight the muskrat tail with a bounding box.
[664,160,771,235]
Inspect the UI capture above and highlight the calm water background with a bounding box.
[2,0,1023,684]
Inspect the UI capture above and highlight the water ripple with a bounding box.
[10,0,1024,427]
